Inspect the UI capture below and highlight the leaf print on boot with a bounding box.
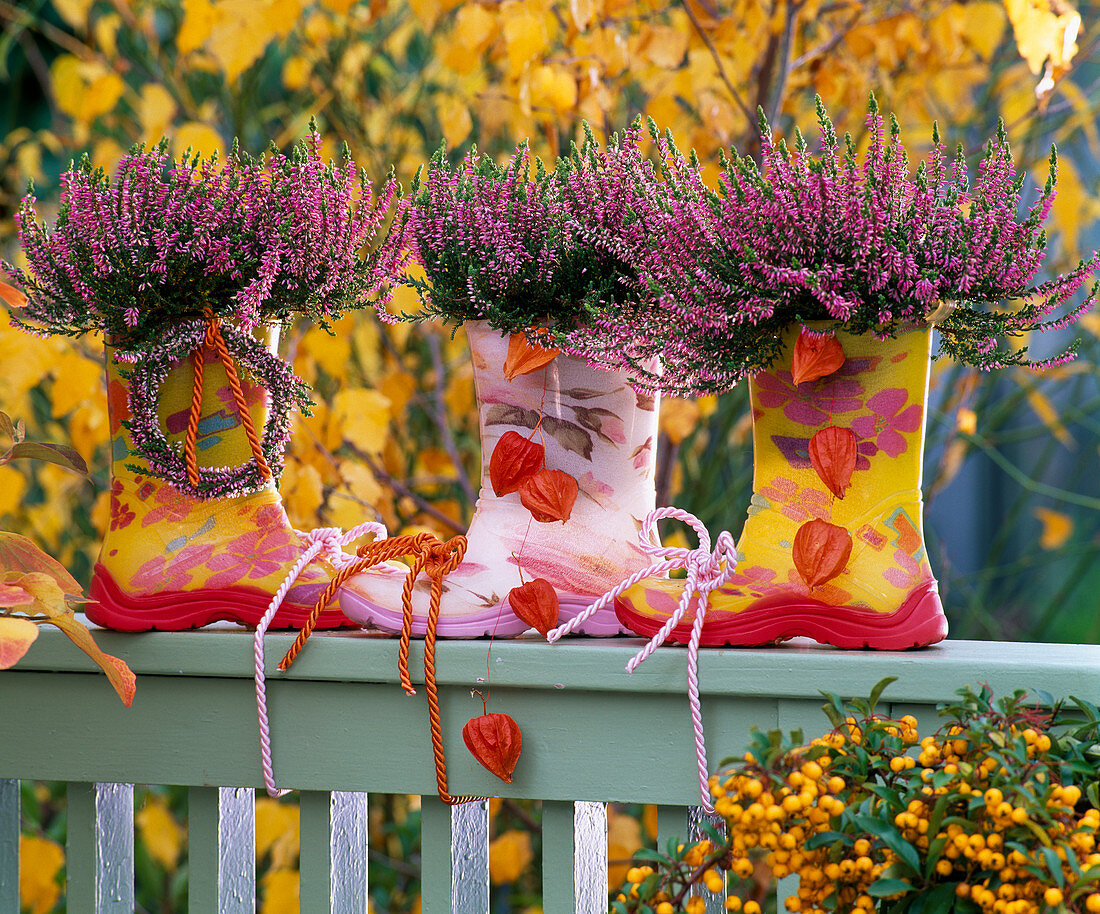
[615,324,948,651]
[88,333,368,631]
[339,321,661,637]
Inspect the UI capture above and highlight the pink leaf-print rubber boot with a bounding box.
[615,324,948,650]
[339,321,662,637]
[87,333,360,631]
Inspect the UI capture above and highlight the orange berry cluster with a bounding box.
[610,683,1100,914]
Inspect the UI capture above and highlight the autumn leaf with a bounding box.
[808,426,858,499]
[0,615,39,669]
[463,711,522,783]
[518,468,578,523]
[792,518,852,589]
[488,829,533,884]
[0,280,27,309]
[0,532,83,599]
[2,572,71,618]
[1034,507,1073,550]
[47,610,137,706]
[19,834,64,914]
[790,330,846,385]
[507,577,559,635]
[136,794,184,870]
[503,333,558,380]
[489,430,544,496]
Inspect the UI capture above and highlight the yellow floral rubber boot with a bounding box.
[616,324,948,650]
[339,321,661,637]
[87,329,353,631]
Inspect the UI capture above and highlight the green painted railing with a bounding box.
[1,627,1098,912]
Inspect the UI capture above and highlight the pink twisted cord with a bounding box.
[547,507,737,811]
[254,521,387,798]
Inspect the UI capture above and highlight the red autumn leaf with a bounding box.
[507,577,559,636]
[503,333,558,380]
[518,468,578,523]
[792,518,852,589]
[489,431,545,497]
[790,330,845,385]
[463,712,522,783]
[808,426,858,499]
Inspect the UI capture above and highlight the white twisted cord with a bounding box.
[254,521,387,798]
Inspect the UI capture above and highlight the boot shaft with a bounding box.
[748,324,932,526]
[466,321,660,519]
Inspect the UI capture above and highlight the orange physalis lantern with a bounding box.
[792,518,852,588]
[0,281,27,310]
[790,330,845,385]
[507,578,560,636]
[503,333,558,380]
[518,468,578,523]
[489,431,545,497]
[808,426,858,499]
[462,712,523,783]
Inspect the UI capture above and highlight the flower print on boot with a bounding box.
[339,322,662,636]
[615,324,948,651]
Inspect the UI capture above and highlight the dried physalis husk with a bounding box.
[808,426,858,499]
[503,333,558,380]
[489,431,545,497]
[791,329,845,385]
[518,468,578,523]
[507,578,559,636]
[792,518,852,588]
[462,712,522,783]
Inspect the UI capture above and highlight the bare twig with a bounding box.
[351,443,468,535]
[0,0,95,61]
[764,0,802,127]
[426,331,476,505]
[501,798,541,832]
[679,0,756,132]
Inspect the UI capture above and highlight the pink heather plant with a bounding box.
[7,129,407,352]
[556,97,1099,395]
[401,128,667,341]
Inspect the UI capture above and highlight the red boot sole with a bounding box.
[615,580,948,651]
[87,564,356,632]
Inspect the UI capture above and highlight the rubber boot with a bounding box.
[87,331,352,631]
[339,321,661,636]
[615,324,948,650]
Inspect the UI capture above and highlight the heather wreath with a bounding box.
[554,97,1100,396]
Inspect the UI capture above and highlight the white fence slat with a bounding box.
[331,791,369,912]
[0,779,18,912]
[66,782,134,912]
[574,801,608,912]
[420,796,489,913]
[300,790,369,913]
[188,786,255,912]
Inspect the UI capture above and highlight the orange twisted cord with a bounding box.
[279,530,480,805]
[203,310,272,481]
[184,343,207,490]
[277,533,433,672]
[418,536,483,805]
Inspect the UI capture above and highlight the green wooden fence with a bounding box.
[1,627,1098,912]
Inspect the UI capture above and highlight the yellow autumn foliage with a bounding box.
[136,793,185,870]
[19,834,64,914]
[488,828,534,884]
